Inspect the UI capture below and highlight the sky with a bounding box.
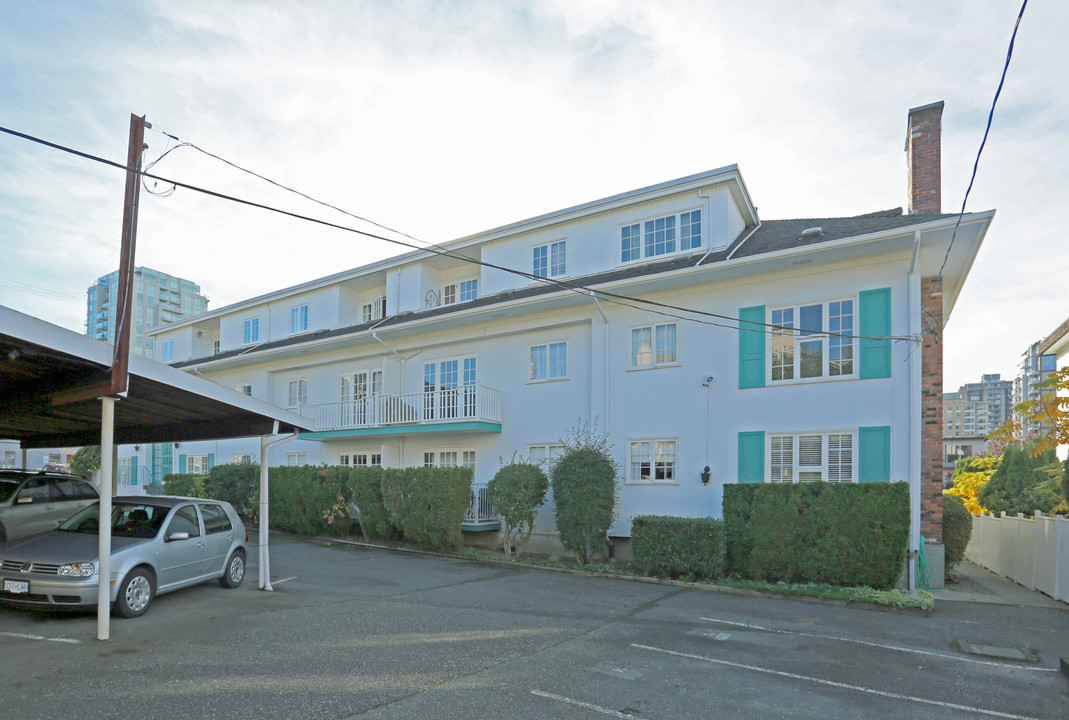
[1,0,1066,392]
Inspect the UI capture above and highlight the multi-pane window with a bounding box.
[290,305,308,334]
[631,323,677,368]
[459,279,478,302]
[235,384,253,396]
[423,357,476,419]
[187,455,209,474]
[628,440,677,483]
[443,284,457,305]
[770,299,855,382]
[769,432,854,482]
[243,317,259,345]
[339,452,382,466]
[285,453,307,466]
[620,209,702,263]
[528,444,564,469]
[422,450,474,468]
[361,297,386,323]
[233,453,253,463]
[533,240,567,278]
[287,379,308,408]
[160,340,175,363]
[529,342,567,381]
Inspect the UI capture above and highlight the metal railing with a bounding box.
[465,484,497,525]
[301,385,502,431]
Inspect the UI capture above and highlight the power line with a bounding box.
[0,123,917,344]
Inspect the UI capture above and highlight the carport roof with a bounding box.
[0,305,313,448]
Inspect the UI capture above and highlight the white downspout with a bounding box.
[590,292,611,435]
[258,421,298,592]
[720,221,763,264]
[907,230,922,591]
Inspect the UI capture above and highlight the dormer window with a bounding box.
[620,209,702,264]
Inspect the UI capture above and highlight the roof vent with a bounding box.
[800,226,823,238]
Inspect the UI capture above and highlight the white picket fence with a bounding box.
[965,511,1069,603]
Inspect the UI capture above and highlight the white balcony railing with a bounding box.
[465,484,498,525]
[300,385,502,432]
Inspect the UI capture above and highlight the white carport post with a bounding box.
[96,397,116,641]
[258,423,298,592]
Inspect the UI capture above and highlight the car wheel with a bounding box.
[114,568,154,618]
[219,549,246,589]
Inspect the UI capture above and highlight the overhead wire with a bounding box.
[1,122,918,344]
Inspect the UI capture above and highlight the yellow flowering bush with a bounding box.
[944,455,998,515]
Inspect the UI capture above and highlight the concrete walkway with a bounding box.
[936,559,1068,609]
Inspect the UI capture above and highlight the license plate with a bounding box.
[3,578,29,594]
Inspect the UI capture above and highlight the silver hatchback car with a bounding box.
[0,470,99,543]
[0,496,247,617]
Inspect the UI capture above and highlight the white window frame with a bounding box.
[769,297,857,384]
[235,384,253,396]
[361,303,372,323]
[533,239,567,279]
[242,317,260,345]
[629,322,679,369]
[422,449,475,470]
[459,279,478,303]
[442,283,457,305]
[619,208,703,264]
[339,451,382,467]
[233,453,253,464]
[160,339,175,363]
[527,443,564,469]
[767,430,856,483]
[627,439,678,485]
[187,454,210,474]
[290,304,308,334]
[285,453,307,466]
[287,378,308,408]
[528,341,568,382]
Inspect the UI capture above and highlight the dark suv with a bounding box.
[0,470,99,543]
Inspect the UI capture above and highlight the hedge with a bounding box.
[266,465,351,536]
[631,516,726,580]
[162,473,208,498]
[723,482,910,589]
[347,465,394,539]
[398,466,472,553]
[206,462,260,517]
[942,493,972,579]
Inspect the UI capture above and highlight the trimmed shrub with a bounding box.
[723,482,910,589]
[942,493,972,579]
[488,457,549,556]
[162,473,208,498]
[398,466,471,552]
[267,465,351,536]
[551,425,620,565]
[631,516,725,580]
[347,465,395,540]
[380,467,407,534]
[206,462,260,517]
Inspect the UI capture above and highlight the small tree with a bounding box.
[70,446,101,478]
[942,494,972,579]
[550,421,620,565]
[944,455,998,515]
[488,455,548,557]
[977,443,1060,516]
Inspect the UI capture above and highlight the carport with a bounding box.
[0,304,314,639]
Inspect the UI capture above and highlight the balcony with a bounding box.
[463,484,500,531]
[299,385,502,438]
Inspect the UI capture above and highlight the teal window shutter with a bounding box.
[858,426,891,482]
[859,288,891,379]
[179,454,187,474]
[738,306,766,388]
[738,432,764,483]
[207,453,215,471]
[130,455,137,484]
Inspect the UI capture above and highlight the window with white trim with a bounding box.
[243,317,259,345]
[443,283,457,305]
[459,279,478,302]
[233,453,253,464]
[533,240,566,278]
[290,305,308,334]
[187,454,210,474]
[160,340,175,363]
[422,449,475,469]
[631,322,677,368]
[361,297,386,323]
[285,453,307,466]
[628,439,677,483]
[287,379,308,408]
[768,431,854,482]
[339,452,382,467]
[770,299,855,382]
[235,384,252,396]
[529,341,567,381]
[620,209,702,263]
[528,443,564,469]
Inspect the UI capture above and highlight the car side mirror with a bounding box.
[167,531,190,542]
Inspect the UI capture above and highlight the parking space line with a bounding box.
[272,576,297,585]
[699,617,1057,672]
[632,643,1045,720]
[0,631,79,644]
[531,690,639,718]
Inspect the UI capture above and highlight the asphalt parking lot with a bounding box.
[1,534,1066,720]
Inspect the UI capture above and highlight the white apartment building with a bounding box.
[139,103,992,583]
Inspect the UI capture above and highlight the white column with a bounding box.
[258,433,272,591]
[97,397,116,641]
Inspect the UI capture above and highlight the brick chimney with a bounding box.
[905,101,943,214]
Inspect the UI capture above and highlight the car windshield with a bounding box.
[58,502,169,538]
[0,477,20,503]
